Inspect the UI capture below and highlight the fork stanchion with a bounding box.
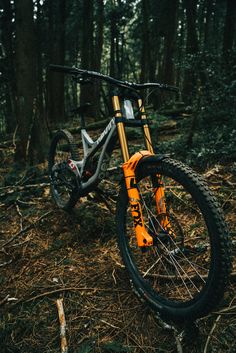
[137,98,154,154]
[112,95,130,163]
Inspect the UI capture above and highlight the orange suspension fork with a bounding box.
[113,95,153,246]
[123,151,154,247]
[137,99,169,230]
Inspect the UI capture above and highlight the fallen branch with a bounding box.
[56,298,68,353]
[203,314,221,353]
[0,259,12,267]
[13,286,130,306]
[204,296,236,353]
[154,316,183,353]
[1,210,53,248]
[0,295,10,307]
[214,303,236,315]
[0,182,50,198]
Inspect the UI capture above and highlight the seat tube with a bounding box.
[137,99,154,154]
[112,95,129,163]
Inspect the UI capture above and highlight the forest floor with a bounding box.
[0,120,235,353]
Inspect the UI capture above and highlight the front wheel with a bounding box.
[116,157,232,322]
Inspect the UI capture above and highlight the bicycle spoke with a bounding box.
[126,173,212,302]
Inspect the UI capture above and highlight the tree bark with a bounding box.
[140,0,150,83]
[109,10,116,78]
[93,0,104,119]
[161,0,179,85]
[80,0,94,115]
[14,0,37,163]
[183,0,199,100]
[14,0,49,164]
[1,0,16,134]
[223,0,236,54]
[47,0,66,123]
[204,0,214,50]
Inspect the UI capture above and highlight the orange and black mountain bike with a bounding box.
[48,65,232,323]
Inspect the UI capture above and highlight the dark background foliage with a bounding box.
[0,0,235,166]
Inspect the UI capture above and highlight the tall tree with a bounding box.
[183,0,199,99]
[47,0,66,123]
[14,0,37,162]
[223,0,236,54]
[140,0,150,83]
[14,0,48,164]
[80,0,94,113]
[161,0,179,85]
[203,0,214,50]
[93,0,104,118]
[109,8,117,78]
[1,0,16,133]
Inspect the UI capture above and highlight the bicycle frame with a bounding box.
[68,117,117,195]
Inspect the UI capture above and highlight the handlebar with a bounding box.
[49,64,179,93]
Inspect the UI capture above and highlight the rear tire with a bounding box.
[116,157,232,322]
[48,130,79,211]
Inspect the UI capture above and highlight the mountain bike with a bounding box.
[48,64,232,323]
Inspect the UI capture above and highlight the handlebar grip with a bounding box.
[49,64,80,75]
[131,82,179,93]
[162,85,179,93]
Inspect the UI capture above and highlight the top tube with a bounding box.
[49,64,179,93]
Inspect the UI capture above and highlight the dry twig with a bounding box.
[0,295,10,306]
[203,314,222,353]
[0,259,12,267]
[56,298,68,353]
[0,182,50,198]
[1,210,53,248]
[204,296,236,353]
[11,286,130,306]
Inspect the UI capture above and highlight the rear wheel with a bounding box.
[48,130,79,210]
[117,158,232,322]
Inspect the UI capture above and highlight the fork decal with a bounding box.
[131,203,143,227]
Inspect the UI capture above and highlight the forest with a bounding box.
[0,0,235,165]
[0,0,235,352]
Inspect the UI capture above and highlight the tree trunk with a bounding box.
[93,0,104,119]
[109,11,116,78]
[1,0,16,134]
[161,0,179,85]
[14,0,49,164]
[80,0,94,116]
[183,0,199,100]
[204,0,214,50]
[36,0,44,119]
[223,0,236,54]
[14,0,37,163]
[47,0,66,123]
[140,0,150,83]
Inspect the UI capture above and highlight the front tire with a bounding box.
[116,157,231,322]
